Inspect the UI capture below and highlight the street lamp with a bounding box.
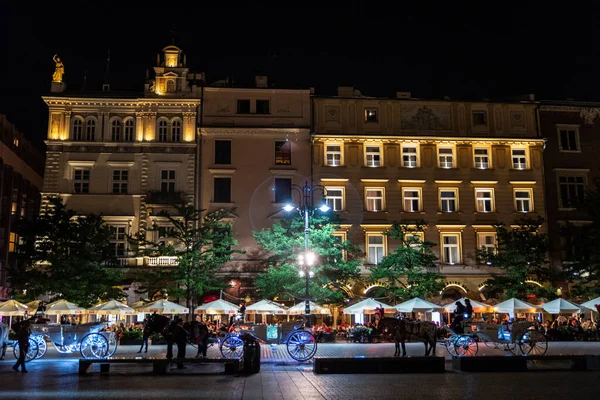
[283,181,330,318]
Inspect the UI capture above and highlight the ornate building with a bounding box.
[200,77,311,299]
[312,88,545,300]
[42,46,200,287]
[0,115,44,299]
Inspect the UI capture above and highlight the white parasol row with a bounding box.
[135,299,189,315]
[395,298,443,313]
[195,299,240,315]
[343,298,396,315]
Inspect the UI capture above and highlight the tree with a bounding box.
[476,216,556,300]
[9,196,124,307]
[253,212,361,305]
[368,222,444,302]
[132,205,241,314]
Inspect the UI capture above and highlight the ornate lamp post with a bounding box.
[283,181,330,318]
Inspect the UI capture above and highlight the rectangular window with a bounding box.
[514,189,533,213]
[442,233,461,264]
[473,148,489,169]
[367,234,385,264]
[110,226,127,257]
[365,188,384,212]
[11,189,18,215]
[325,187,344,211]
[405,232,424,250]
[274,178,292,203]
[112,170,128,194]
[73,169,90,193]
[402,146,418,167]
[365,145,381,167]
[275,141,292,165]
[256,100,270,114]
[325,144,342,166]
[440,189,458,212]
[364,108,378,122]
[438,147,454,168]
[402,188,421,212]
[475,189,494,212]
[215,140,231,164]
[237,99,251,114]
[214,177,232,203]
[160,170,176,193]
[559,129,579,151]
[477,233,496,256]
[8,232,18,253]
[472,111,487,126]
[333,232,348,261]
[559,176,586,208]
[512,148,527,169]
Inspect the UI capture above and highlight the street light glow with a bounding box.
[283,204,295,212]
[318,203,331,212]
[305,251,316,266]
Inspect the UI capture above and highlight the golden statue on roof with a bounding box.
[52,54,64,83]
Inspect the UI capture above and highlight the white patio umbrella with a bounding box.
[87,299,135,316]
[0,300,29,327]
[195,299,239,315]
[245,300,287,315]
[45,299,86,315]
[579,297,600,312]
[540,298,581,314]
[342,298,396,314]
[136,299,189,315]
[493,298,539,314]
[129,300,148,309]
[395,298,443,313]
[442,297,492,313]
[287,301,331,315]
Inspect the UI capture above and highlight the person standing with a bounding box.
[13,320,31,373]
[195,319,209,359]
[174,318,188,369]
[137,318,149,353]
[464,299,474,320]
[164,318,178,359]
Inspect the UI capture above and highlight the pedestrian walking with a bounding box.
[13,320,31,373]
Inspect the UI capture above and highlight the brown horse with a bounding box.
[377,317,437,357]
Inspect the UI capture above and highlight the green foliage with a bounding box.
[9,196,124,307]
[368,221,444,301]
[253,212,361,305]
[476,216,555,300]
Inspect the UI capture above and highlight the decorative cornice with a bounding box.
[470,181,498,185]
[313,135,544,146]
[397,179,426,184]
[201,127,309,137]
[435,180,463,184]
[359,224,393,230]
[361,179,389,183]
[436,224,467,231]
[43,97,200,108]
[45,142,196,154]
[209,168,236,175]
[107,161,136,167]
[509,181,537,185]
[320,178,350,182]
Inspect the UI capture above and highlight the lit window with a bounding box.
[112,170,128,194]
[438,147,454,168]
[475,189,494,212]
[403,188,421,212]
[172,120,182,142]
[440,189,458,212]
[72,119,83,141]
[442,233,461,264]
[333,232,348,261]
[367,234,385,264]
[365,145,381,167]
[365,109,378,122]
[405,232,424,250]
[512,148,527,169]
[559,176,586,208]
[275,141,292,165]
[474,148,489,169]
[9,232,18,253]
[514,189,533,213]
[472,111,487,126]
[73,169,90,193]
[477,233,496,256]
[402,146,418,167]
[11,189,18,215]
[85,119,96,141]
[110,226,127,256]
[124,119,135,141]
[365,188,384,211]
[325,144,342,166]
[325,187,344,211]
[166,80,176,93]
[111,119,121,141]
[158,120,169,142]
[558,128,579,151]
[160,170,176,193]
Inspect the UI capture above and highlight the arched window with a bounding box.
[111,119,121,141]
[172,120,181,142]
[158,119,169,142]
[86,119,96,141]
[124,119,135,141]
[72,119,83,141]
[166,80,176,93]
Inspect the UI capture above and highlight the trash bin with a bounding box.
[240,333,261,374]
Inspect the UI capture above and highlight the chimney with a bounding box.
[255,76,268,88]
[396,91,411,99]
[337,87,354,97]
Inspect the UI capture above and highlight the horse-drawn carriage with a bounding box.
[29,322,118,359]
[0,322,39,362]
[443,320,548,356]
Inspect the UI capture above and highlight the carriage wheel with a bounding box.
[519,330,548,356]
[286,331,317,361]
[445,335,460,356]
[506,342,520,355]
[219,335,244,358]
[13,339,39,362]
[106,334,118,357]
[80,333,109,359]
[482,340,497,349]
[454,336,478,357]
[32,335,47,358]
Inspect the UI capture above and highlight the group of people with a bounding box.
[450,299,474,333]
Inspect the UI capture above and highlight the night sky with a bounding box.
[2,3,600,149]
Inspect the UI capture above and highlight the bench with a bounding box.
[452,355,600,372]
[78,357,242,375]
[314,356,446,374]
